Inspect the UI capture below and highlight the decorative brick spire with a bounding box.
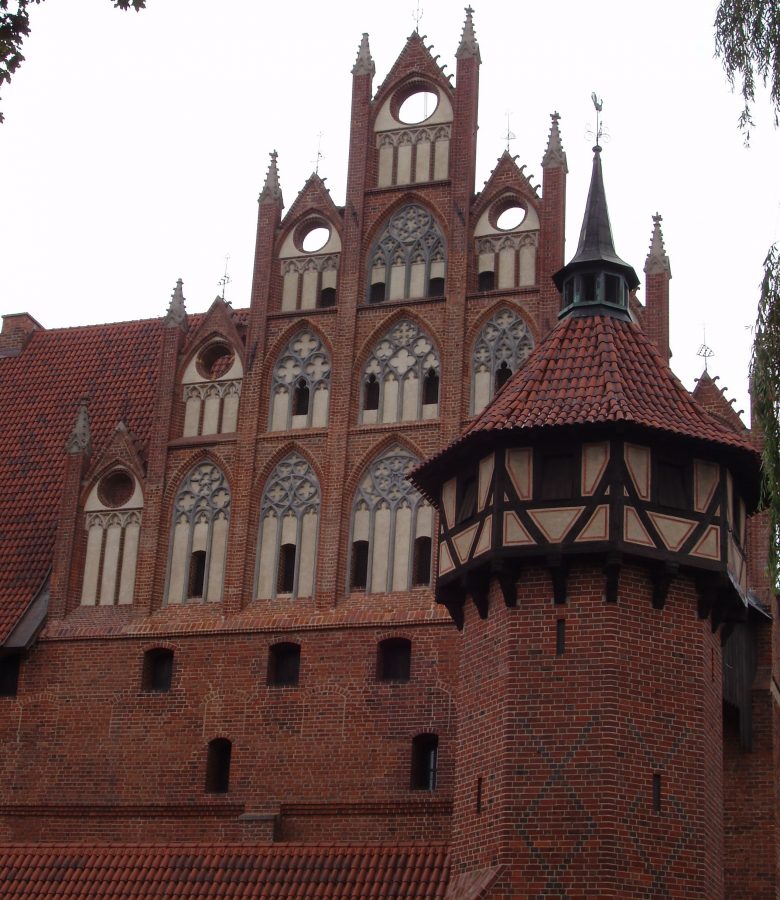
[455,6,481,62]
[259,150,283,205]
[644,212,672,276]
[352,32,375,77]
[65,398,91,455]
[542,111,567,170]
[164,278,187,329]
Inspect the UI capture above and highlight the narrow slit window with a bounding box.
[412,536,432,586]
[422,368,439,406]
[205,738,231,793]
[189,550,207,599]
[292,379,310,417]
[351,540,369,590]
[457,473,478,524]
[411,733,438,790]
[652,773,662,811]
[494,361,512,393]
[277,543,296,594]
[555,619,566,656]
[364,375,380,411]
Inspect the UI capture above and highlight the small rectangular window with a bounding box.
[377,638,411,682]
[539,451,577,501]
[142,648,174,693]
[411,733,438,790]
[205,738,231,793]
[351,540,369,590]
[456,473,478,524]
[0,654,20,697]
[412,537,432,586]
[656,457,688,509]
[267,642,301,687]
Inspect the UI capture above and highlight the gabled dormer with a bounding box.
[179,297,245,437]
[277,174,343,312]
[471,151,542,292]
[371,32,455,189]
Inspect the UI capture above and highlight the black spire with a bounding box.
[553,146,639,320]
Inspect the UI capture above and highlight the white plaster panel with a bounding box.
[498,248,515,289]
[201,393,220,435]
[624,444,651,500]
[291,413,308,430]
[378,144,394,187]
[279,230,341,258]
[575,505,609,542]
[397,144,412,184]
[182,350,242,384]
[473,368,491,416]
[624,507,654,547]
[442,479,456,529]
[474,205,540,237]
[519,243,536,286]
[422,402,438,420]
[322,268,337,290]
[647,512,696,553]
[409,261,426,299]
[478,252,494,274]
[691,525,720,561]
[222,392,239,432]
[504,511,534,545]
[81,524,103,604]
[438,541,455,575]
[206,515,228,601]
[99,523,121,605]
[415,141,431,182]
[192,520,208,554]
[271,388,289,431]
[416,504,433,538]
[301,269,318,309]
[183,396,201,437]
[433,139,449,180]
[474,516,492,557]
[312,384,329,427]
[354,506,369,542]
[371,506,391,592]
[257,515,278,599]
[392,505,412,591]
[118,520,140,604]
[168,520,190,603]
[382,376,399,423]
[298,511,318,598]
[85,477,143,512]
[506,447,533,500]
[402,372,419,421]
[430,259,445,280]
[527,507,583,543]
[389,264,406,300]
[582,443,609,496]
[478,454,494,511]
[282,272,298,310]
[694,460,719,512]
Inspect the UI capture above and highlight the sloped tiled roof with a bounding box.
[0,309,248,645]
[414,314,758,491]
[0,842,451,898]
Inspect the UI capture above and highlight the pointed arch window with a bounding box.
[81,468,143,606]
[165,462,230,604]
[360,319,440,425]
[269,330,331,431]
[367,205,446,303]
[256,453,320,599]
[471,307,534,415]
[349,446,433,594]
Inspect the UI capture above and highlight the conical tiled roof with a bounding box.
[413,315,758,494]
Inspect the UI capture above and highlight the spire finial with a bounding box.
[259,150,283,205]
[164,278,187,328]
[218,255,231,301]
[456,6,481,62]
[644,212,672,276]
[697,325,714,373]
[352,32,375,77]
[66,397,91,455]
[542,110,567,170]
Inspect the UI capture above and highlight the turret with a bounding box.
[412,147,763,898]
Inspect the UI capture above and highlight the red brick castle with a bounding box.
[0,10,776,897]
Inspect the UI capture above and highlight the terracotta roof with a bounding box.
[414,314,758,490]
[0,310,248,645]
[0,842,450,898]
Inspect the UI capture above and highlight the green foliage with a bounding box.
[0,0,145,123]
[750,245,780,585]
[715,0,780,137]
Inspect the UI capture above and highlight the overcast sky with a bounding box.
[1,0,778,420]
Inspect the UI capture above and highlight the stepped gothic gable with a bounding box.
[0,10,776,899]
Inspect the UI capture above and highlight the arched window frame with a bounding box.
[360,319,440,425]
[165,461,231,604]
[269,330,331,431]
[348,445,433,594]
[255,453,321,600]
[366,204,446,304]
[471,307,535,415]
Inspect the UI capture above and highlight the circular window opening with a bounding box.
[398,90,438,124]
[197,341,234,380]
[98,470,134,508]
[496,204,526,231]
[301,226,330,253]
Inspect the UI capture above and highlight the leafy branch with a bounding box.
[0,0,145,123]
[750,244,780,584]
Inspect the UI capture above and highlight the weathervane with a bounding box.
[697,325,714,373]
[502,111,516,153]
[412,0,423,32]
[585,92,609,149]
[218,254,231,301]
[313,131,325,175]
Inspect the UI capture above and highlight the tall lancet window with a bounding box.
[269,330,331,431]
[471,307,535,415]
[255,453,320,599]
[81,468,143,606]
[349,446,433,593]
[360,319,440,425]
[367,205,446,304]
[166,462,230,603]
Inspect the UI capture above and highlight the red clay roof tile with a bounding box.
[0,843,450,898]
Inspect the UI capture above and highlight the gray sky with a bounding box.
[1,0,778,420]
